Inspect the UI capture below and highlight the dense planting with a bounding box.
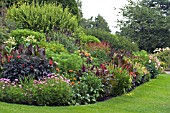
[0,0,168,107]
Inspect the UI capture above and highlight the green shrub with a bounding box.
[39,41,67,54]
[0,74,72,106]
[84,28,139,51]
[132,50,149,66]
[133,51,160,78]
[90,49,110,66]
[6,3,79,34]
[146,61,159,79]
[106,66,132,96]
[51,33,79,53]
[72,72,103,105]
[132,62,150,86]
[154,49,170,69]
[0,28,9,44]
[52,53,83,72]
[84,42,111,65]
[80,34,100,44]
[10,29,45,44]
[2,0,79,17]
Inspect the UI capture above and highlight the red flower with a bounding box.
[22,64,25,67]
[49,60,53,65]
[130,72,133,75]
[7,55,13,62]
[100,64,106,70]
[7,57,10,62]
[17,55,21,59]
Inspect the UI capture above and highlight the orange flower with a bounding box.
[73,77,76,80]
[85,53,90,57]
[71,82,75,85]
[1,59,4,63]
[90,57,93,61]
[56,68,60,72]
[69,70,73,73]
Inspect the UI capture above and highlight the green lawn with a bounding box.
[0,74,170,113]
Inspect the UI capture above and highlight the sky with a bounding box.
[81,0,129,33]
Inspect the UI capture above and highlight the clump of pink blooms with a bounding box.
[0,73,70,90]
[33,73,70,85]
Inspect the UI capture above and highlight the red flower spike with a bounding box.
[7,56,11,62]
[49,60,53,65]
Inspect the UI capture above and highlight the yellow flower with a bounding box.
[73,78,76,80]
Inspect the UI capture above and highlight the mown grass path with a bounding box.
[0,74,170,113]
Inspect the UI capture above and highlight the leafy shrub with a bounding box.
[84,28,139,51]
[52,53,83,72]
[85,42,110,53]
[105,66,132,96]
[146,61,159,79]
[0,28,9,44]
[0,74,72,106]
[76,50,93,66]
[10,29,45,44]
[2,0,79,17]
[132,50,150,66]
[0,55,54,82]
[72,72,103,105]
[79,63,132,98]
[84,42,111,65]
[133,51,160,78]
[90,49,110,66]
[49,33,78,53]
[0,43,55,82]
[132,63,150,86]
[39,41,67,54]
[154,49,170,69]
[6,3,79,34]
[3,37,17,53]
[80,34,100,44]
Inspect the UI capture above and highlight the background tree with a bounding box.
[93,14,111,32]
[117,0,170,52]
[79,17,95,29]
[76,0,83,18]
[80,14,111,32]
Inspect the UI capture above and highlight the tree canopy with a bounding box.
[117,0,170,52]
[80,14,111,32]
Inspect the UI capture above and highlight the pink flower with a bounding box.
[51,76,55,79]
[19,84,22,88]
[15,79,18,82]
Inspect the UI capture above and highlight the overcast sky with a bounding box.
[81,0,129,33]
